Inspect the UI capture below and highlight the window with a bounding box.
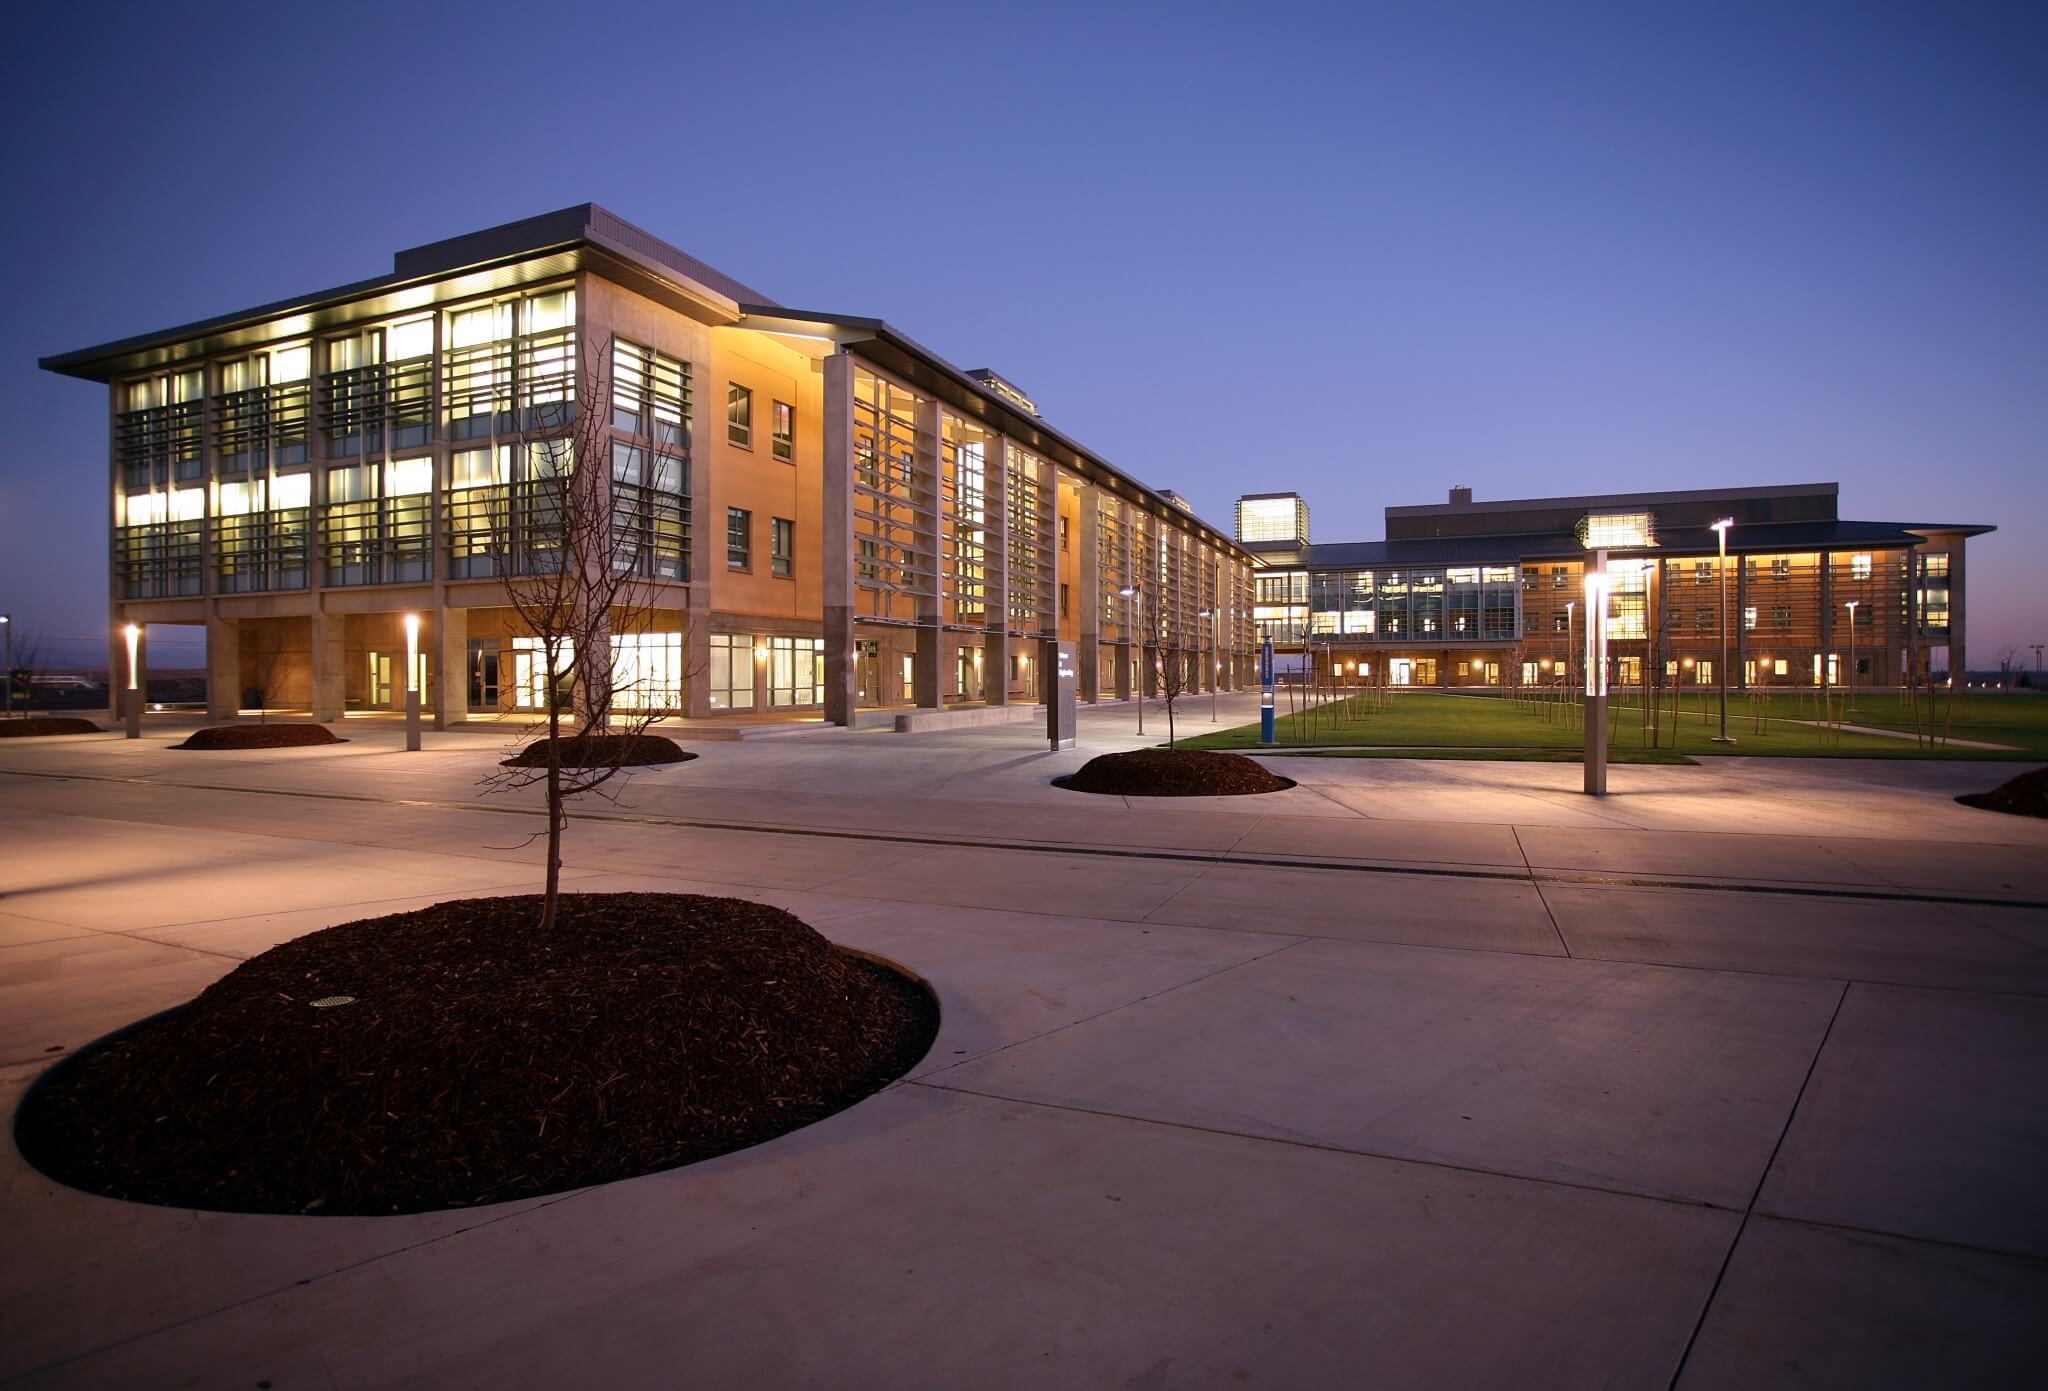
[1583,512,1652,548]
[1771,557,1791,579]
[1059,515,1071,552]
[1743,606,1758,631]
[767,636,824,707]
[1772,605,1792,631]
[467,639,500,708]
[1059,582,1071,619]
[771,400,794,461]
[771,517,794,578]
[1851,553,1872,580]
[1695,606,1715,632]
[708,635,757,710]
[1695,561,1713,586]
[1774,658,1789,677]
[727,384,752,447]
[610,632,685,710]
[511,636,574,711]
[727,508,751,569]
[1447,568,1479,586]
[1922,553,1950,578]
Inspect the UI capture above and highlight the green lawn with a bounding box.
[1623,689,2048,755]
[1176,691,2045,761]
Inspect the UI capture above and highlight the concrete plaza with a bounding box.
[3,693,2046,1388]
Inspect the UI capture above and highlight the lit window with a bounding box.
[450,447,508,489]
[1583,512,1652,548]
[388,318,433,360]
[524,290,574,333]
[1743,606,1758,631]
[772,400,794,461]
[1850,553,1872,580]
[727,384,752,447]
[1774,658,1789,677]
[274,474,311,509]
[387,457,433,496]
[1922,553,1949,578]
[270,345,311,382]
[771,517,794,578]
[1447,567,1479,585]
[219,481,263,515]
[170,487,204,521]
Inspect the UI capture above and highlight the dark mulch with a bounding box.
[1055,747,1296,797]
[0,717,103,737]
[502,732,696,768]
[1957,765,2048,819]
[15,893,936,1215]
[174,724,343,750]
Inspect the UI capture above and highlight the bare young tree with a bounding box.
[245,626,290,724]
[1156,632,1194,748]
[478,329,700,930]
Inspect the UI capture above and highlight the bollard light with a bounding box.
[402,613,423,752]
[122,622,143,739]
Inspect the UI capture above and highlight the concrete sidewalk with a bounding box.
[2,717,2044,1387]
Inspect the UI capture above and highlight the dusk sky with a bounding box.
[3,1,2042,669]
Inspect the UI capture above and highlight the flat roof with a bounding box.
[1386,480,1839,520]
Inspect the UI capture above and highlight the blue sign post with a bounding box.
[1259,638,1276,745]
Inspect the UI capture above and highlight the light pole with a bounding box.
[1118,584,1150,736]
[1710,518,1736,743]
[1843,600,1859,714]
[403,613,423,752]
[1,614,12,719]
[1583,551,1610,795]
[123,622,142,740]
[1198,608,1216,721]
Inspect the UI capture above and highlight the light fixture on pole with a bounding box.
[1583,552,1610,795]
[1842,600,1859,714]
[1198,608,1216,721]
[1118,585,1144,735]
[1565,600,1575,693]
[1710,518,1736,743]
[403,613,423,752]
[122,621,142,740]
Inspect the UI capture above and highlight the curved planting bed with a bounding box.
[502,732,696,768]
[0,718,103,738]
[1055,748,1295,797]
[174,724,343,750]
[15,893,936,1215]
[1956,765,2048,819]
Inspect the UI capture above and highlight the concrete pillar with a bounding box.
[983,436,1009,705]
[435,606,468,728]
[913,395,943,709]
[206,614,241,718]
[1076,479,1101,702]
[310,609,344,721]
[821,352,857,725]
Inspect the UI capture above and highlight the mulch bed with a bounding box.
[1055,748,1296,797]
[15,893,936,1216]
[0,717,103,737]
[502,732,696,768]
[1957,765,2048,819]
[174,724,343,750]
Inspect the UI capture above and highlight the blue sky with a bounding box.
[3,0,2042,668]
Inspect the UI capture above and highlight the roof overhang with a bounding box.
[40,219,747,383]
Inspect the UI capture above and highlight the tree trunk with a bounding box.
[541,690,563,932]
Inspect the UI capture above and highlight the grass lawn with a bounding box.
[1177,691,2045,762]
[1654,690,2048,755]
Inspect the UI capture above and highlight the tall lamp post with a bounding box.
[1710,518,1736,743]
[1842,600,1859,715]
[1198,608,1216,721]
[123,622,143,740]
[403,612,423,752]
[1583,551,1610,795]
[1118,585,1146,736]
[1,614,12,719]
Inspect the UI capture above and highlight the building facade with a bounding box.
[43,206,1257,725]
[1243,484,1988,690]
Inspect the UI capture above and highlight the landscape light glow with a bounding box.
[122,623,141,691]
[403,614,421,693]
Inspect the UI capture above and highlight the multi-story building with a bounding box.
[42,206,1256,725]
[1243,483,1988,689]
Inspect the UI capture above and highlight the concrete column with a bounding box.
[912,396,943,709]
[435,606,468,728]
[1076,478,1101,702]
[206,614,241,718]
[820,352,857,725]
[310,609,344,721]
[983,435,1009,705]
